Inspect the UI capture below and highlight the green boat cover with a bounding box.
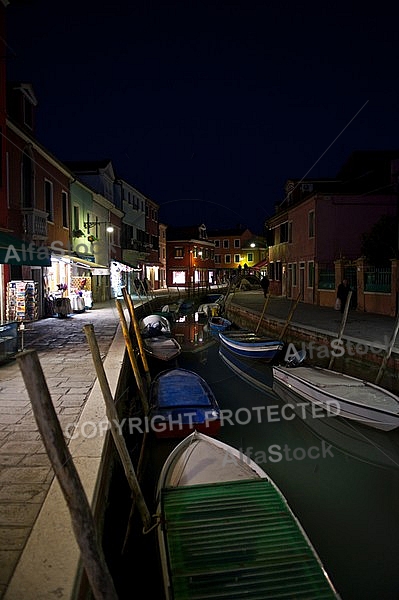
[161,478,338,599]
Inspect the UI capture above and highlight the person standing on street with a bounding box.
[260,275,270,298]
[337,278,350,313]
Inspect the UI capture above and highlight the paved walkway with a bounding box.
[0,301,122,599]
[0,288,398,598]
[229,290,399,351]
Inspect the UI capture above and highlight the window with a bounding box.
[61,191,68,228]
[223,239,229,249]
[225,254,231,264]
[215,254,221,264]
[174,247,184,258]
[275,261,282,281]
[292,263,297,286]
[234,239,240,248]
[22,151,34,208]
[247,253,253,262]
[288,221,292,243]
[280,222,289,243]
[308,261,314,287]
[308,210,315,238]
[45,180,53,222]
[214,240,220,248]
[234,254,240,263]
[73,205,79,230]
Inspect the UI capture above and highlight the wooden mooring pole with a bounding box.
[16,349,119,600]
[121,286,151,388]
[375,310,399,385]
[83,324,153,532]
[115,299,149,414]
[255,294,270,334]
[279,292,301,340]
[328,290,352,370]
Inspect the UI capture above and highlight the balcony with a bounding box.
[22,208,48,240]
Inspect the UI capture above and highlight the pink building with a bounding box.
[266,151,399,308]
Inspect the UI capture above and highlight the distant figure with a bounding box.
[337,279,350,313]
[260,275,270,298]
[143,277,149,292]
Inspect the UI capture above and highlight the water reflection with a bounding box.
[173,320,399,600]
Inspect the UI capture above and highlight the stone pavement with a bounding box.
[0,288,398,598]
[0,301,122,599]
[229,290,399,351]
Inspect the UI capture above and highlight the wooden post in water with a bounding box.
[279,292,301,340]
[121,287,151,388]
[115,299,149,414]
[328,290,352,370]
[255,294,270,334]
[16,350,119,600]
[375,311,399,385]
[83,324,153,531]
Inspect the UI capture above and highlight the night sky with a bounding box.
[5,0,399,233]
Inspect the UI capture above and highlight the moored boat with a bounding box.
[273,356,399,431]
[149,369,221,439]
[139,314,182,362]
[156,431,340,599]
[219,329,284,361]
[208,315,232,332]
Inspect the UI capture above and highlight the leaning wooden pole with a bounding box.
[328,290,352,370]
[83,324,152,531]
[115,299,149,415]
[255,294,270,334]
[121,287,151,387]
[279,292,301,339]
[16,350,119,600]
[375,311,399,385]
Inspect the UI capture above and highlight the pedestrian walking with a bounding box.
[260,275,270,298]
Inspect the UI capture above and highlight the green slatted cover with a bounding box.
[161,479,337,599]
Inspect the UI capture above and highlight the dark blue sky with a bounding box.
[5,0,399,233]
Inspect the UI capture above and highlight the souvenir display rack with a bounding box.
[6,280,39,322]
[0,322,18,363]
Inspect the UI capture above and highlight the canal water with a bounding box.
[105,311,399,600]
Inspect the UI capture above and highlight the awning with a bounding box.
[252,257,269,270]
[0,232,51,266]
[61,255,109,270]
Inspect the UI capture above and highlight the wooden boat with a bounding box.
[219,329,284,361]
[208,315,231,332]
[139,314,182,362]
[156,431,340,599]
[273,356,399,432]
[219,346,399,469]
[149,369,221,439]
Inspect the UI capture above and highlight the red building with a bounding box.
[166,224,216,288]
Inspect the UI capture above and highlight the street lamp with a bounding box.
[84,220,114,233]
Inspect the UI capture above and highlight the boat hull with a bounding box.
[142,336,182,362]
[273,365,399,431]
[149,369,221,439]
[156,432,340,599]
[219,330,284,360]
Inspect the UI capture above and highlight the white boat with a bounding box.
[139,314,172,336]
[138,314,182,362]
[273,355,399,432]
[156,431,340,599]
